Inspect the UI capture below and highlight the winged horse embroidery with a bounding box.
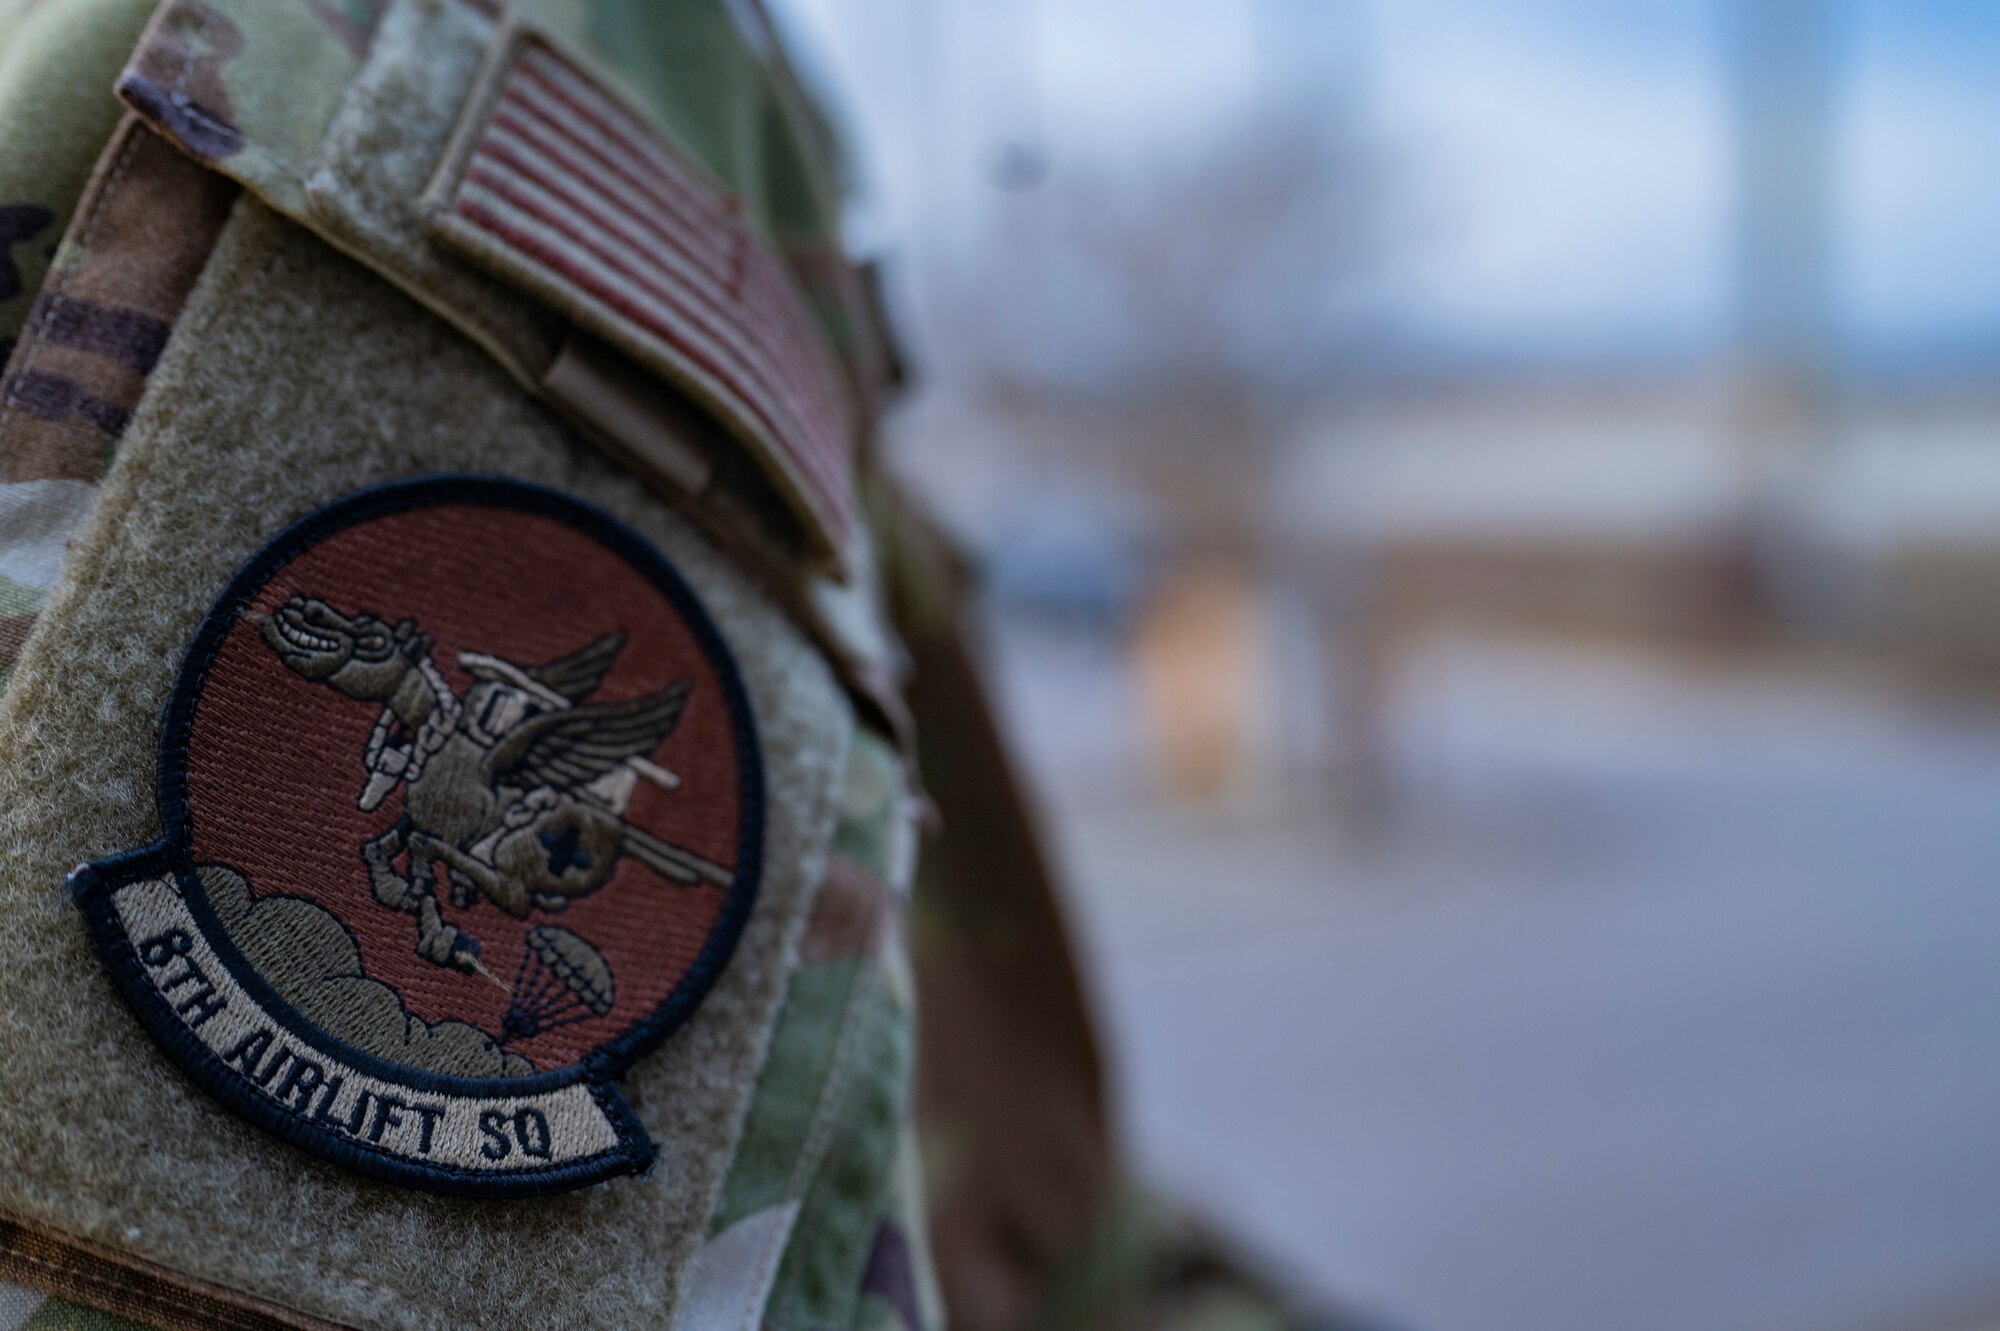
[261,594,730,977]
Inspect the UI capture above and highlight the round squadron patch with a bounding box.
[72,476,763,1196]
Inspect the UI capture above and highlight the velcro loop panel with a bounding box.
[422,22,858,572]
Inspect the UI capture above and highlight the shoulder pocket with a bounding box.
[116,0,861,578]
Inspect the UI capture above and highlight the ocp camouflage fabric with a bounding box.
[0,1283,148,1331]
[0,118,236,693]
[0,0,157,359]
[116,0,378,214]
[0,2,1382,1329]
[689,728,939,1331]
[0,0,155,696]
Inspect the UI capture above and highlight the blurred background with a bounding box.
[775,4,2000,1330]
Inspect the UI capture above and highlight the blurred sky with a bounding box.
[772,0,2000,370]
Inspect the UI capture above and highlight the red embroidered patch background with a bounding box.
[184,503,744,1072]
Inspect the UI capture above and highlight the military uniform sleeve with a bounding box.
[0,3,930,1328]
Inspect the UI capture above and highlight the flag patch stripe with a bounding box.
[429,33,853,557]
[466,101,839,435]
[457,161,822,458]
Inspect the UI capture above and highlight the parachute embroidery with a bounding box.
[506,925,617,1043]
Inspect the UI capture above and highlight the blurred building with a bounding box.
[774,3,2000,1330]
[780,0,2000,805]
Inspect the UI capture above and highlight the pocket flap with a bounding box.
[113,0,861,574]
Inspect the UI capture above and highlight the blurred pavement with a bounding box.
[985,622,2000,1331]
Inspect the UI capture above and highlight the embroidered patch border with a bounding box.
[71,476,766,1198]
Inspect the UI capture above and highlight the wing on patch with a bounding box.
[528,630,627,703]
[487,680,692,792]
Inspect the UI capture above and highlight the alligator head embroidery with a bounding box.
[260,594,729,980]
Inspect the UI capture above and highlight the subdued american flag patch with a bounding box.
[424,27,856,565]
